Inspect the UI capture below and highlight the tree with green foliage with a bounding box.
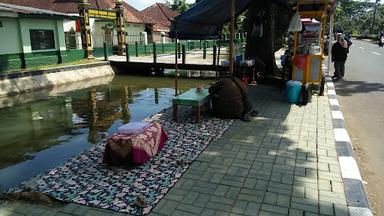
[166,0,191,13]
[334,0,384,35]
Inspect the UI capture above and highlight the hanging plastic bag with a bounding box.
[288,11,302,32]
[292,55,307,70]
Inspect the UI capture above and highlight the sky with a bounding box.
[125,0,381,11]
[125,0,196,11]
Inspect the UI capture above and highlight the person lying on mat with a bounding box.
[208,70,258,122]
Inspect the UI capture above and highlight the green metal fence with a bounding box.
[124,38,246,58]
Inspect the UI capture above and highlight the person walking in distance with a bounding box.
[331,33,348,80]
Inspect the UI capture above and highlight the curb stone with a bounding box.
[325,75,373,216]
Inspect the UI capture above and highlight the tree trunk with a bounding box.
[245,0,291,77]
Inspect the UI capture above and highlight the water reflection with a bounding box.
[0,75,211,191]
[121,86,131,124]
[154,88,158,105]
[88,89,99,144]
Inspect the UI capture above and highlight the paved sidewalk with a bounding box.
[150,85,348,216]
[1,84,352,215]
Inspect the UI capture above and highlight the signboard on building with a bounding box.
[88,9,116,19]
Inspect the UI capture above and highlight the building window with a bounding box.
[30,29,55,50]
[65,30,77,50]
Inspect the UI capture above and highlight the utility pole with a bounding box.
[371,0,381,33]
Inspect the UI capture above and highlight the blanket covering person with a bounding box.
[103,122,168,166]
[209,75,258,122]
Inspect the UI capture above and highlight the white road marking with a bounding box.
[359,47,365,49]
[329,99,340,106]
[328,89,336,95]
[339,157,363,180]
[334,128,351,142]
[372,52,381,55]
[332,111,344,119]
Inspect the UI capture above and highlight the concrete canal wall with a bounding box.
[0,62,115,97]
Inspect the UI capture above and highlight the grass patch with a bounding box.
[2,59,102,75]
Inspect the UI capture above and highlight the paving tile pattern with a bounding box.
[150,85,348,216]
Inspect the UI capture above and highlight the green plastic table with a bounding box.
[172,88,210,123]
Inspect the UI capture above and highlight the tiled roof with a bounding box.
[121,1,153,25]
[0,2,77,18]
[0,0,153,24]
[141,3,179,32]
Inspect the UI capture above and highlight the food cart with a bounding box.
[291,0,329,103]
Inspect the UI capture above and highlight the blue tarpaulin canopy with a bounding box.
[169,0,251,40]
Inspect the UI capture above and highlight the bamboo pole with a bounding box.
[229,0,235,75]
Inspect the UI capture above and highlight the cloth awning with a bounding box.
[169,0,251,40]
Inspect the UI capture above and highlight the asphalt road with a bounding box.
[331,39,384,215]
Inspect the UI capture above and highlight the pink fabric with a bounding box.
[103,122,168,165]
[131,128,167,164]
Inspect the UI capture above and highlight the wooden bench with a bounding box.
[173,88,210,123]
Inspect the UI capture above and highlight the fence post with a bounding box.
[153,42,157,63]
[126,43,129,62]
[103,42,108,61]
[20,53,26,69]
[213,45,217,66]
[217,46,221,65]
[203,41,207,59]
[182,45,186,65]
[162,41,165,53]
[135,42,139,57]
[144,44,147,55]
[178,43,181,59]
[57,50,62,64]
[199,40,202,49]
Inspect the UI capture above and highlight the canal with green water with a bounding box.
[0,75,211,192]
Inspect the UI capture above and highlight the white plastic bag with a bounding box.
[117,122,150,135]
[288,11,302,32]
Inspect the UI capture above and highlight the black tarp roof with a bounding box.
[169,0,251,40]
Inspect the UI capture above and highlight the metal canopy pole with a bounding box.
[175,33,179,96]
[229,0,235,75]
[327,12,334,77]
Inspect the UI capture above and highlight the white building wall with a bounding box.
[18,18,65,53]
[61,17,148,49]
[0,17,21,54]
[126,23,146,44]
[56,20,67,51]
[92,20,114,48]
[63,20,76,32]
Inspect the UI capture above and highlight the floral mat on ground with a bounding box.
[10,107,233,215]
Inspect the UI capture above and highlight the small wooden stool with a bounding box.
[172,88,210,123]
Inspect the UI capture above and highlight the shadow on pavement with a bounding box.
[334,79,384,96]
[151,84,349,215]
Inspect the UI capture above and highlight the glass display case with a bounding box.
[292,15,326,83]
